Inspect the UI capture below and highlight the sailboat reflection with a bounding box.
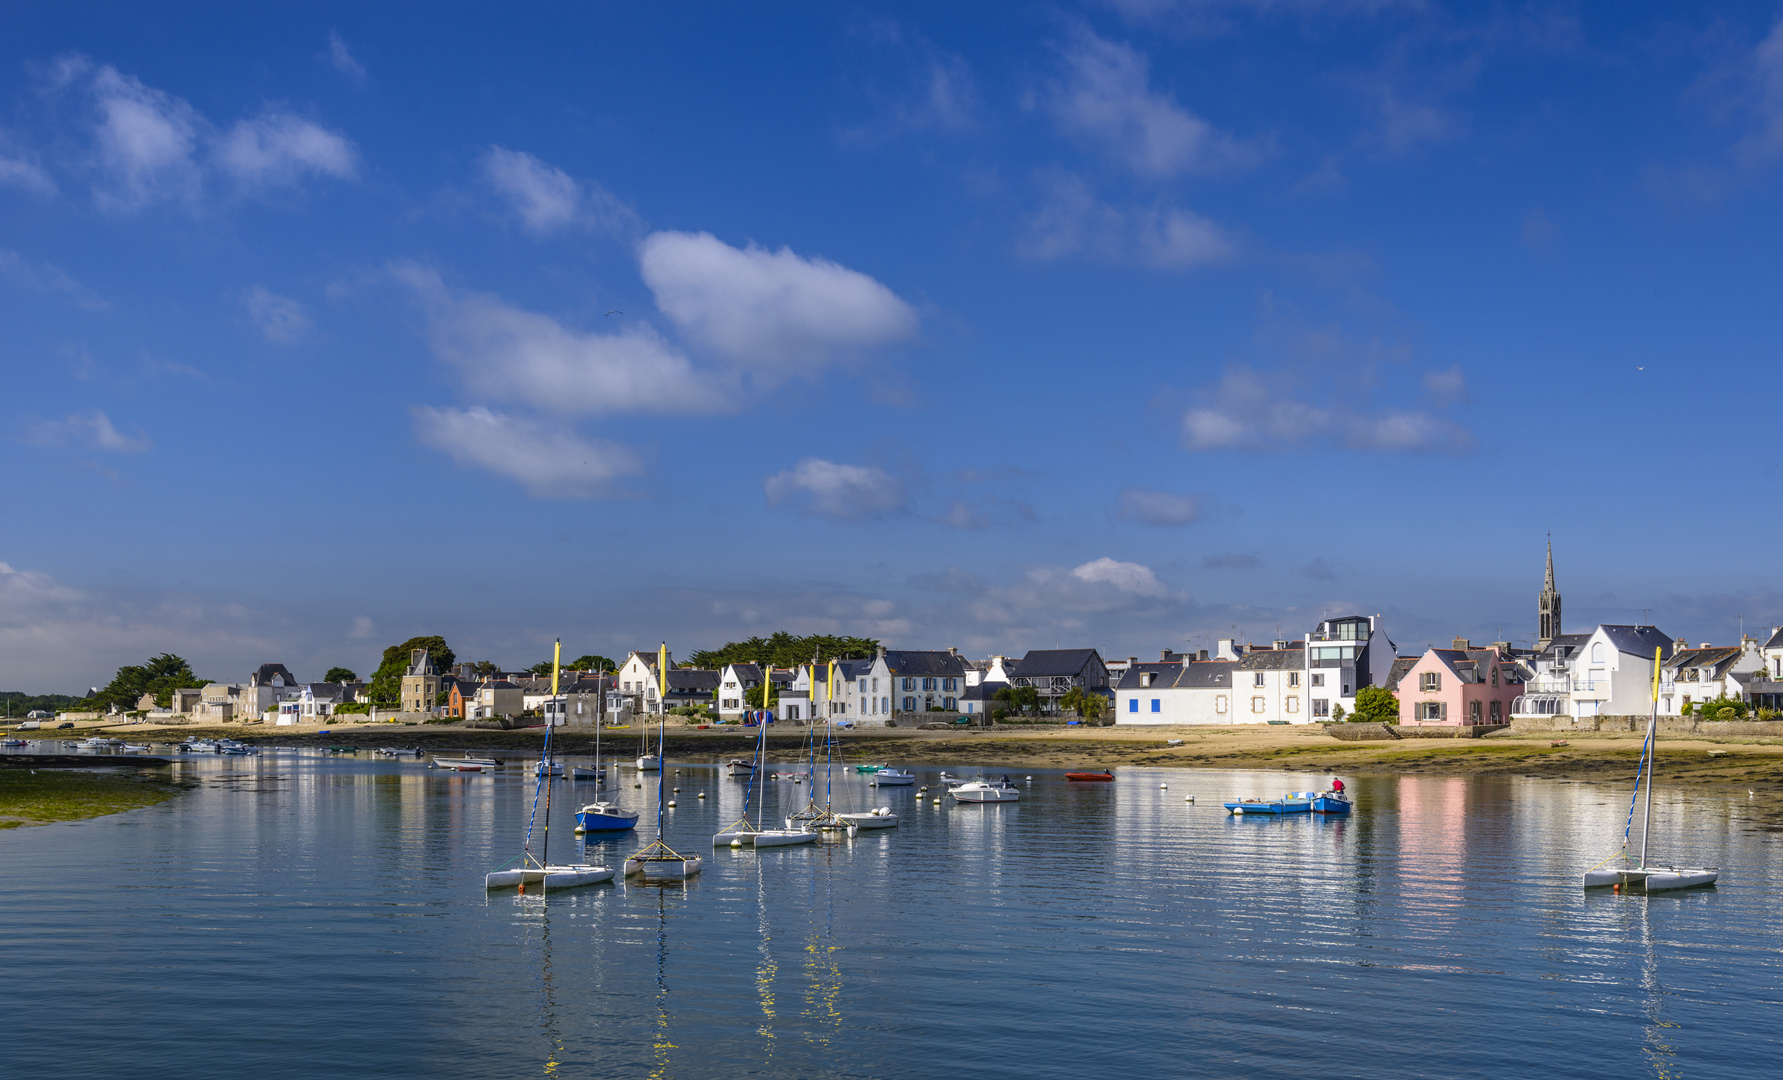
[800,842,844,1048]
[536,913,565,1077]
[1637,901,1681,1080]
[649,888,675,1080]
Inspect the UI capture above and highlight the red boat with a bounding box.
[1065,771,1115,782]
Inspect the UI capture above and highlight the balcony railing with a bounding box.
[1527,677,1600,695]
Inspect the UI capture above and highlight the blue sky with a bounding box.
[5,2,1783,692]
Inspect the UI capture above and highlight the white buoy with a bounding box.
[731,838,742,848]
[697,792,706,799]
[1025,775,1033,780]
[932,797,941,804]
[667,800,677,807]
[1184,795,1193,803]
[1160,783,1168,789]
[672,786,680,793]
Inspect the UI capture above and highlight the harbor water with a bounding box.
[3,750,1781,1078]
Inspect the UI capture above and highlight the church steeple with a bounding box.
[1538,536,1561,650]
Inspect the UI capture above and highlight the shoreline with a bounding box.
[18,720,1783,790]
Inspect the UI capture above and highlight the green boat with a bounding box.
[854,764,883,773]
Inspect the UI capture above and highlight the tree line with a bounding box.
[685,633,880,671]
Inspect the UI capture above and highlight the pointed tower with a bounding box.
[1538,537,1562,650]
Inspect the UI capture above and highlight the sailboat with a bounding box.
[624,643,702,881]
[1582,647,1720,891]
[714,673,816,848]
[787,659,869,836]
[486,640,614,892]
[576,663,639,834]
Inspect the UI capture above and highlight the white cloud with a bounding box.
[243,285,312,343]
[348,615,375,639]
[0,249,107,309]
[326,31,366,80]
[394,262,726,416]
[216,110,356,187]
[412,406,642,497]
[0,141,56,195]
[763,458,909,521]
[1021,174,1233,268]
[1180,364,1473,453]
[22,410,151,453]
[481,146,637,236]
[1070,556,1170,597]
[1048,29,1261,178]
[1113,488,1211,526]
[87,63,203,210]
[638,231,918,372]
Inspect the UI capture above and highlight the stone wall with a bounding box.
[1321,723,1510,741]
[1509,715,1783,737]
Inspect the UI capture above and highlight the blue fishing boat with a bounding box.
[1224,790,1317,815]
[1311,792,1352,814]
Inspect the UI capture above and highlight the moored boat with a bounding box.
[1065,771,1115,782]
[571,765,605,781]
[837,807,899,829]
[854,764,884,773]
[1224,791,1317,815]
[486,864,615,890]
[724,758,756,777]
[575,799,640,833]
[870,767,915,786]
[1311,791,1352,814]
[433,755,499,769]
[636,754,662,772]
[949,778,1021,803]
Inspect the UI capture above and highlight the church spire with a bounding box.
[1538,535,1561,650]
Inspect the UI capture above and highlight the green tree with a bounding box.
[91,654,209,712]
[1059,686,1107,721]
[366,636,455,703]
[567,654,616,672]
[686,633,879,670]
[993,685,1041,715]
[323,667,358,684]
[1331,703,1347,722]
[469,660,500,677]
[1351,686,1399,723]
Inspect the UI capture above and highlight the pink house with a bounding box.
[1395,644,1522,726]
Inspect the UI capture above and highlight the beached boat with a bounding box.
[837,807,899,829]
[869,767,915,786]
[1311,791,1352,814]
[949,778,1021,803]
[1583,647,1720,892]
[79,736,123,748]
[1065,771,1115,782]
[1224,792,1317,815]
[1,738,26,748]
[485,641,613,894]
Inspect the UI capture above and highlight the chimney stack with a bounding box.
[1453,637,1471,650]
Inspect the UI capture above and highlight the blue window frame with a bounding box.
[1151,699,1161,713]
[1128,698,1138,713]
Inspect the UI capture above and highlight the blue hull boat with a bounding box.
[1311,793,1352,814]
[575,804,640,833]
[1224,790,1317,815]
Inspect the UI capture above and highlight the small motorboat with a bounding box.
[713,823,818,847]
[1311,791,1352,814]
[636,754,662,772]
[485,863,615,890]
[533,759,564,777]
[1,738,26,748]
[724,758,756,777]
[442,762,486,772]
[1065,771,1115,782]
[571,766,606,781]
[837,807,899,829]
[949,778,1021,803]
[219,745,255,755]
[182,740,219,753]
[79,736,123,748]
[433,755,499,769]
[375,747,422,758]
[217,739,248,751]
[870,768,915,787]
[1224,791,1317,815]
[575,800,641,833]
[854,764,884,773]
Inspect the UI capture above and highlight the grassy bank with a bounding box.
[0,769,189,829]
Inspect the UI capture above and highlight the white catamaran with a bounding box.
[1582,647,1720,892]
[624,643,702,881]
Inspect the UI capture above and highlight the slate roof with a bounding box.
[1599,625,1676,659]
[1666,647,1742,676]
[1238,649,1303,671]
[882,650,968,677]
[665,669,721,692]
[1114,662,1185,690]
[1168,660,1235,689]
[1765,626,1783,650]
[1381,657,1420,692]
[962,680,1006,701]
[256,662,299,685]
[1008,649,1103,678]
[1539,633,1592,661]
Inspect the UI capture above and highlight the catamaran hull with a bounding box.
[715,829,817,847]
[1583,867,1719,890]
[624,855,703,879]
[485,865,615,890]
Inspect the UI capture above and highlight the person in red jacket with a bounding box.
[1331,778,1345,793]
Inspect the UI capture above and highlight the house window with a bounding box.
[1420,672,1441,692]
[1216,695,1228,714]
[1489,701,1502,722]
[1252,696,1266,713]
[903,696,915,711]
[1289,672,1300,687]
[1491,668,1499,688]
[923,678,935,691]
[1253,672,1266,687]
[859,680,867,694]
[1311,674,1325,687]
[1151,698,1160,713]
[1311,699,1329,717]
[944,678,956,691]
[1591,643,1604,663]
[902,678,914,691]
[944,697,956,709]
[1470,701,1482,723]
[1286,696,1299,713]
[1129,698,1138,713]
[1418,702,1446,721]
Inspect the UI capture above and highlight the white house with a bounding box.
[1235,646,1311,723]
[1659,639,1766,716]
[616,649,664,715]
[1113,659,1237,724]
[1512,625,1676,720]
[1301,615,1396,719]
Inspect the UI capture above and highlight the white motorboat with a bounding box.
[837,807,899,829]
[870,768,915,786]
[1582,645,1719,892]
[571,765,605,781]
[485,863,615,890]
[724,758,756,777]
[119,743,153,753]
[220,745,255,755]
[533,759,564,777]
[217,739,247,751]
[636,754,662,772]
[948,778,1021,803]
[79,736,123,748]
[441,761,487,772]
[433,755,500,769]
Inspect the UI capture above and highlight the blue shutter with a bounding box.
[1128,698,1138,713]
[1151,699,1160,713]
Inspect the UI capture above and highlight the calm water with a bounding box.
[4,750,1781,1078]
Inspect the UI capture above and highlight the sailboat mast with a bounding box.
[1640,646,1660,867]
[543,638,561,868]
[657,642,668,840]
[825,659,836,811]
